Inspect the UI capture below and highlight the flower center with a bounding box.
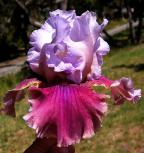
[55,49,67,59]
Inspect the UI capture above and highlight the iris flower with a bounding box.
[2,10,141,153]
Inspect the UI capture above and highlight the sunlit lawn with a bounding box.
[0,44,144,153]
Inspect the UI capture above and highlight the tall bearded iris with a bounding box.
[3,10,141,150]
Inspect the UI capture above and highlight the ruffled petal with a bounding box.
[47,15,71,43]
[49,9,76,22]
[111,77,141,104]
[89,17,108,44]
[30,28,55,51]
[23,84,108,147]
[39,38,93,83]
[27,10,109,83]
[64,38,93,83]
[27,47,40,73]
[87,76,141,104]
[96,37,110,56]
[88,36,110,80]
[70,11,91,42]
[85,12,108,44]
[95,37,110,65]
[3,78,41,117]
[70,12,108,43]
[87,53,102,80]
[39,44,67,82]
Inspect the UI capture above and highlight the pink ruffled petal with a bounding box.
[110,78,141,104]
[86,76,141,104]
[3,78,41,117]
[23,84,108,147]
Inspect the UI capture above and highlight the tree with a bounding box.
[124,0,136,44]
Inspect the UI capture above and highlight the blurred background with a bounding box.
[0,0,144,153]
[0,0,143,59]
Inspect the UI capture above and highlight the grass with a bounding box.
[0,44,144,153]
